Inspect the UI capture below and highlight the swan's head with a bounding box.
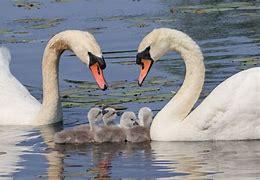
[136,28,172,86]
[120,111,139,129]
[102,107,118,126]
[87,107,103,124]
[138,107,153,128]
[51,30,107,90]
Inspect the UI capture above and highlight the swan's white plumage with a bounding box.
[0,47,41,125]
[138,28,260,141]
[152,68,260,141]
[0,30,103,125]
[186,67,260,140]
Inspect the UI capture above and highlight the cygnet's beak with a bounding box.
[102,109,109,115]
[133,121,139,126]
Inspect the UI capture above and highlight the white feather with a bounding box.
[0,47,41,125]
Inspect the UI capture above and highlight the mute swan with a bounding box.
[102,107,118,126]
[123,108,153,143]
[0,30,107,126]
[55,107,127,144]
[136,28,260,141]
[120,111,149,142]
[94,108,127,143]
[54,107,102,144]
[138,107,153,128]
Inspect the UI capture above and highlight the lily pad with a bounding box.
[12,0,42,10]
[14,18,65,29]
[178,2,260,14]
[61,75,174,109]
[0,38,33,44]
[0,29,12,35]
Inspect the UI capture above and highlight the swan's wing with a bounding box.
[0,48,41,125]
[186,67,260,140]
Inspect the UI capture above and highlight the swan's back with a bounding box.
[125,126,150,142]
[0,47,41,125]
[54,125,94,144]
[186,67,260,140]
[94,126,126,143]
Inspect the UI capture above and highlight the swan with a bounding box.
[101,107,118,126]
[55,107,127,144]
[138,107,153,128]
[54,107,103,144]
[136,28,260,141]
[94,107,127,143]
[0,30,107,126]
[120,111,148,142]
[123,108,153,143]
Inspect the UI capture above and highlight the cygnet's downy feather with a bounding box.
[54,107,102,144]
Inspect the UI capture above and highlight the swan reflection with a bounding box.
[0,124,63,179]
[1,125,260,179]
[151,141,260,179]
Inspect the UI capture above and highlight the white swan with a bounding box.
[136,28,260,141]
[0,30,107,126]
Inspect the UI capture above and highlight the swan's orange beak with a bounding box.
[89,62,107,90]
[138,59,153,86]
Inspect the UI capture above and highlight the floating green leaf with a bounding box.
[14,18,65,29]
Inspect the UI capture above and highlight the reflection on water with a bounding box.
[152,141,260,179]
[2,126,260,179]
[0,127,32,177]
[0,0,260,179]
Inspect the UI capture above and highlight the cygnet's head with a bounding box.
[120,111,139,129]
[87,107,102,123]
[138,107,153,128]
[102,107,117,126]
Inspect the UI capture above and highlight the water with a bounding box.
[0,0,260,179]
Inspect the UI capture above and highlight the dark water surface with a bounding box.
[0,0,260,179]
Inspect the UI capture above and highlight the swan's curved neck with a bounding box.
[156,31,205,122]
[35,34,72,125]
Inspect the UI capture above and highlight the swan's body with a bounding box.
[54,108,102,144]
[136,28,260,141]
[124,108,153,143]
[120,111,147,142]
[138,107,153,128]
[0,47,41,125]
[125,126,150,142]
[94,108,126,143]
[0,30,107,126]
[55,107,126,144]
